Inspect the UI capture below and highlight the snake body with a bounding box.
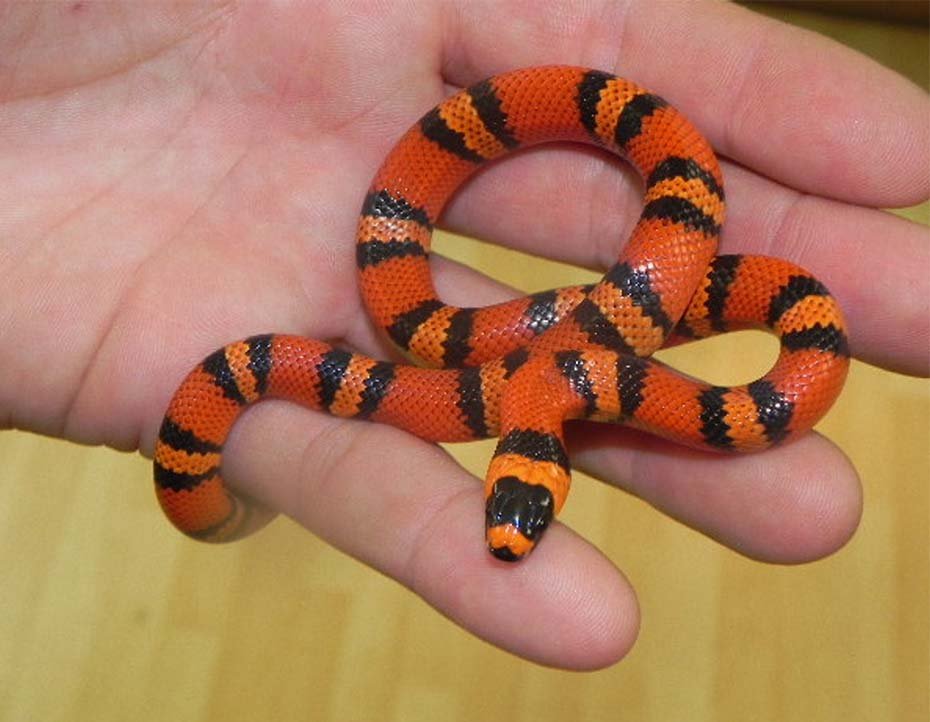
[154,66,849,560]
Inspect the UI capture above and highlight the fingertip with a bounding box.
[570,426,864,566]
[737,433,863,564]
[516,524,641,670]
[408,501,640,670]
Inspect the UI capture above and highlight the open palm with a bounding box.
[2,1,926,669]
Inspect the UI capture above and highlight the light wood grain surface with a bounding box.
[1,6,927,722]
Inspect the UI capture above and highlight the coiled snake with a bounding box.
[154,66,849,560]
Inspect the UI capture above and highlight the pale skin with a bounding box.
[0,1,927,669]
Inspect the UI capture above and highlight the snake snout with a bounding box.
[485,476,555,561]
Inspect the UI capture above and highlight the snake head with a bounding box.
[485,476,554,561]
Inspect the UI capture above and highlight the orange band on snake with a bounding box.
[154,66,849,560]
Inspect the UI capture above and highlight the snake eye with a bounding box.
[485,476,554,560]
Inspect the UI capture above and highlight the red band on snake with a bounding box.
[154,66,849,560]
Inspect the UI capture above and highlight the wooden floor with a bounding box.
[1,7,927,722]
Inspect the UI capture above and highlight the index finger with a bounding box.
[216,401,639,670]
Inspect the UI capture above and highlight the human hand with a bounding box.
[1,1,926,669]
